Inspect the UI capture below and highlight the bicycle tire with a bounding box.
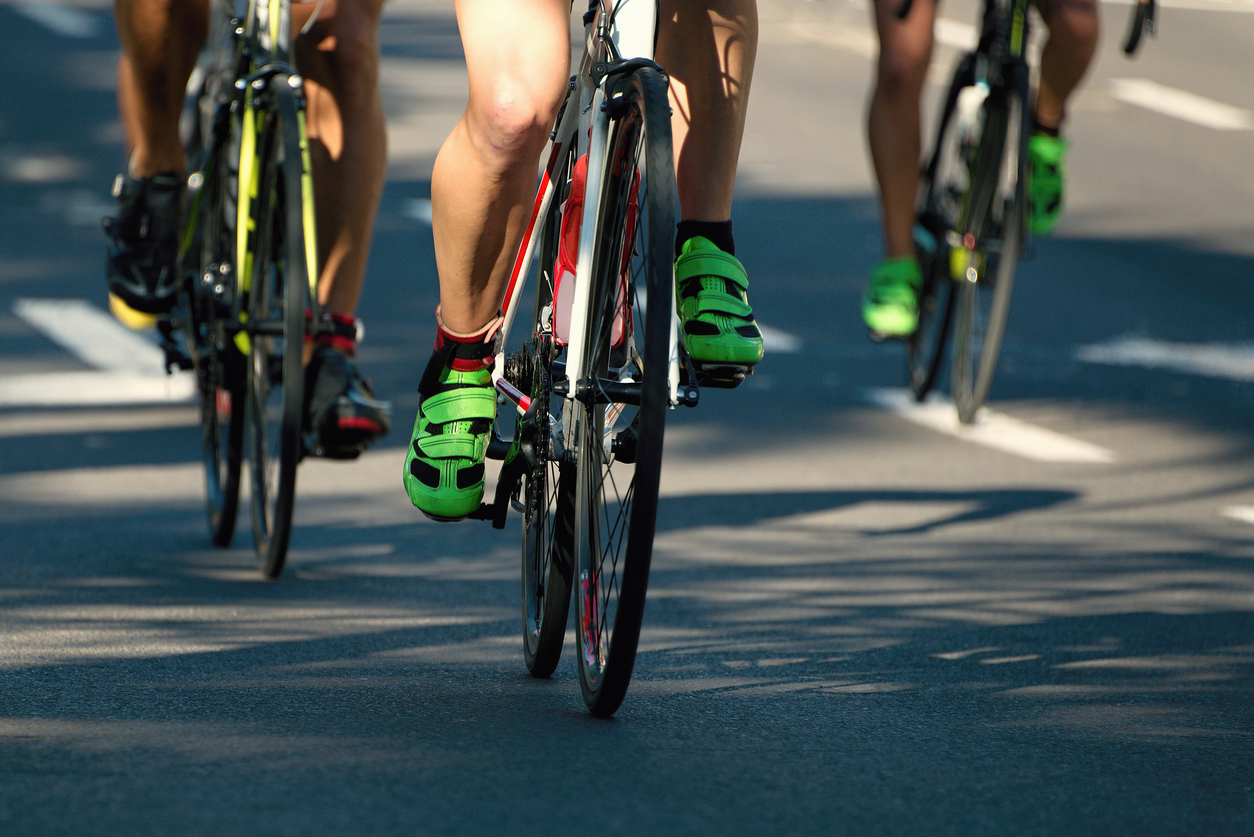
[906,217,955,401]
[570,66,674,717]
[185,75,246,547]
[244,80,315,579]
[950,80,1026,424]
[906,60,974,402]
[518,140,579,677]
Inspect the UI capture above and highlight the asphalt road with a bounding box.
[1,0,1253,834]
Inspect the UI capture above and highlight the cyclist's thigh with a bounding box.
[457,0,572,145]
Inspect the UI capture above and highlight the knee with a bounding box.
[875,39,930,101]
[466,84,562,171]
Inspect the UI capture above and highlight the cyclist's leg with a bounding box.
[114,0,208,177]
[293,0,392,457]
[107,0,209,316]
[404,0,571,520]
[1030,0,1099,234]
[657,0,763,368]
[862,0,934,337]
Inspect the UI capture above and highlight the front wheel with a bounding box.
[950,83,1026,424]
[244,81,316,579]
[569,66,675,717]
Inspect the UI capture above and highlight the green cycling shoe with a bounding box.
[403,313,501,522]
[861,255,921,338]
[1028,131,1068,236]
[675,236,764,367]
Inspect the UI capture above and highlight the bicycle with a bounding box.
[153,0,325,579]
[456,0,721,716]
[904,0,1155,423]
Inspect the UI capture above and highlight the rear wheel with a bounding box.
[570,67,674,717]
[187,84,245,548]
[519,138,579,677]
[244,82,316,579]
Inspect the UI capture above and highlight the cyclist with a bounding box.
[402,0,766,521]
[104,0,391,458]
[860,0,1098,337]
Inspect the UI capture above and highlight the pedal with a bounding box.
[693,362,751,389]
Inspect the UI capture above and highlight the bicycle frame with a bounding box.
[492,0,678,430]
[179,0,319,340]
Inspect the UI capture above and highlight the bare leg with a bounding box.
[114,0,208,177]
[1035,0,1100,130]
[867,0,934,260]
[430,0,572,334]
[656,0,757,224]
[294,0,388,320]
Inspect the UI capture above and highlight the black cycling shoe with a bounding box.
[303,345,392,460]
[103,171,183,315]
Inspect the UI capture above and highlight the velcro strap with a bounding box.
[694,293,753,320]
[674,251,748,293]
[419,387,496,426]
[416,432,482,462]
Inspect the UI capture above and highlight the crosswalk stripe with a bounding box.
[7,299,194,406]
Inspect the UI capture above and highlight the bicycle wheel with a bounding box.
[517,141,578,677]
[243,81,315,579]
[950,79,1026,424]
[516,335,577,677]
[186,80,246,547]
[907,58,973,401]
[906,212,955,401]
[200,329,246,547]
[570,66,674,717]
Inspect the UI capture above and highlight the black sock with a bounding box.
[676,220,734,258]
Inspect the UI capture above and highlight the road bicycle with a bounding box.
[460,0,725,716]
[155,0,324,578]
[904,0,1155,423]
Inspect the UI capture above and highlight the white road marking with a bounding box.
[12,1,98,38]
[760,325,801,354]
[1109,78,1254,131]
[1076,336,1254,382]
[863,388,1116,463]
[7,299,194,406]
[1221,506,1254,526]
[0,371,196,407]
[402,198,433,224]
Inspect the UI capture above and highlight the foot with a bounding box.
[104,171,183,315]
[1028,131,1068,236]
[303,345,391,460]
[862,256,922,338]
[403,314,501,522]
[674,236,764,367]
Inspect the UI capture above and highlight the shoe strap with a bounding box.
[680,282,754,320]
[675,249,749,295]
[419,384,495,426]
